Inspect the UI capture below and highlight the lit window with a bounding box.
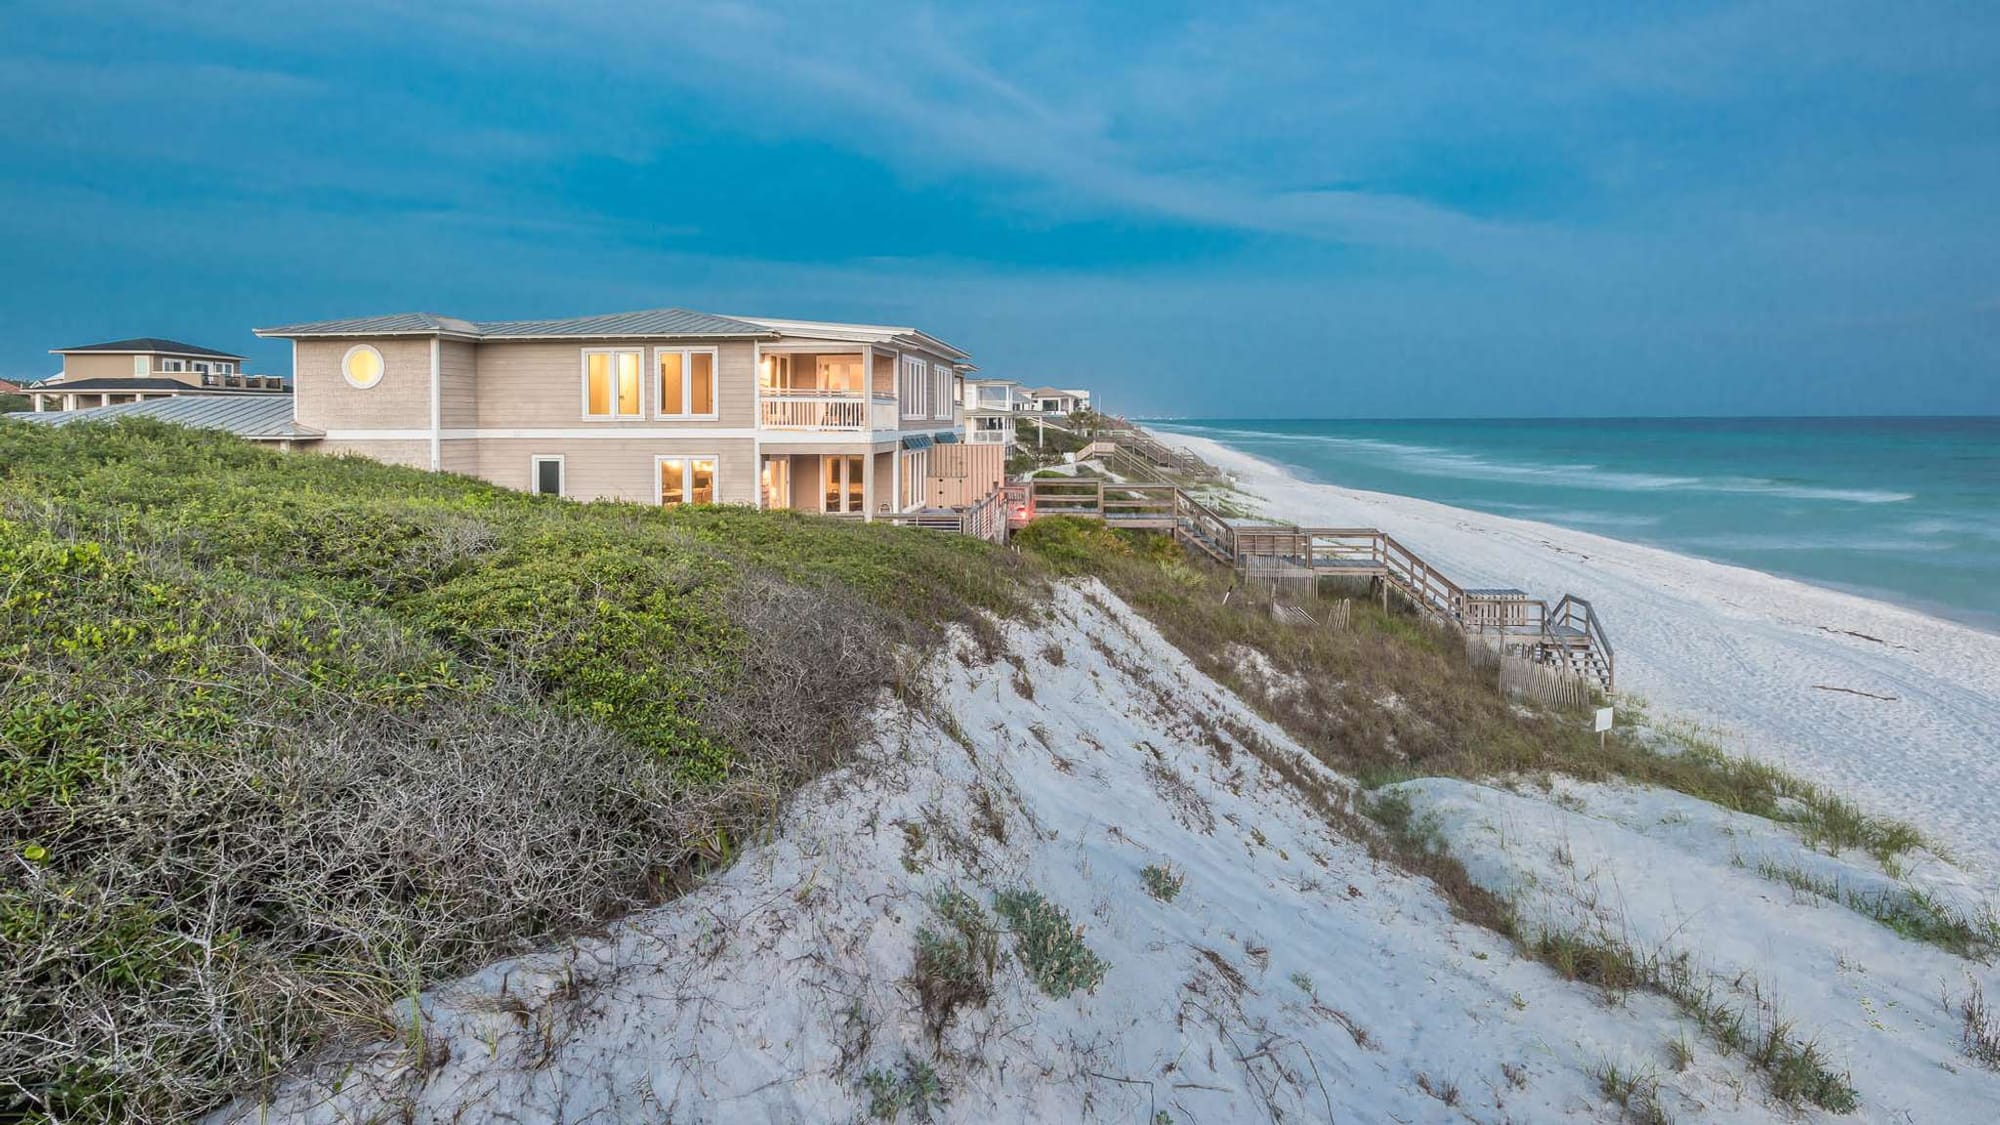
[656,348,717,417]
[659,456,719,506]
[583,349,642,418]
[342,344,385,389]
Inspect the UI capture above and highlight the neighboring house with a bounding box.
[0,378,25,395]
[1027,386,1092,415]
[252,307,1003,518]
[961,377,1027,446]
[28,337,286,412]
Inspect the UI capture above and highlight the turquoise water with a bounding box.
[1147,418,2000,631]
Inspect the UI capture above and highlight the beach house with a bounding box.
[252,308,1002,517]
[1027,386,1092,415]
[962,378,1028,447]
[28,337,286,411]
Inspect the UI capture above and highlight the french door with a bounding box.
[822,455,865,514]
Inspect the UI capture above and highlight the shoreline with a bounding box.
[1149,427,2000,880]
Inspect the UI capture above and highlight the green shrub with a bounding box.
[0,418,1036,1124]
[992,887,1109,998]
[1140,863,1184,902]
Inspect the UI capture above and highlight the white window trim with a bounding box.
[932,363,951,421]
[654,452,720,507]
[580,347,644,420]
[901,355,929,419]
[341,343,385,390]
[652,345,721,420]
[530,454,566,497]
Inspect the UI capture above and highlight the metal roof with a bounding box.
[255,307,772,341]
[6,394,319,440]
[478,308,772,339]
[28,377,282,393]
[252,312,483,339]
[51,337,246,360]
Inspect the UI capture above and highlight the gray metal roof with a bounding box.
[253,312,482,338]
[256,307,773,341]
[478,308,773,339]
[6,394,319,440]
[52,337,245,360]
[27,377,276,393]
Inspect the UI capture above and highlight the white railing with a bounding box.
[968,429,1010,444]
[759,390,898,430]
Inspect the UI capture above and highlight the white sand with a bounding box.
[1158,431,2000,879]
[224,583,2000,1123]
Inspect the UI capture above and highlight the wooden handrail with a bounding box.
[1020,476,1613,693]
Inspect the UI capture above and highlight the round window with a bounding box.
[341,344,385,389]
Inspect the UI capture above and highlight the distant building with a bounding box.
[1027,386,1092,415]
[962,377,1029,446]
[28,338,286,412]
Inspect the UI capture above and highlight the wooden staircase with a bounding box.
[1020,477,1616,694]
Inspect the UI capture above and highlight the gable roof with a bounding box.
[6,393,316,440]
[52,337,245,360]
[255,308,773,341]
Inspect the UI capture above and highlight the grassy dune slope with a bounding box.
[0,420,1028,1123]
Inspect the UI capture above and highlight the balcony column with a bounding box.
[861,447,876,523]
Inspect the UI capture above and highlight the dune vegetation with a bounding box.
[0,419,1028,1123]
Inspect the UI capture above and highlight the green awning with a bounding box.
[901,433,933,450]
[933,431,959,444]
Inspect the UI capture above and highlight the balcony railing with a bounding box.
[759,389,899,430]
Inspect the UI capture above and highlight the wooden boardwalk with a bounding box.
[1019,478,1616,693]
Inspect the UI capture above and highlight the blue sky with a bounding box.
[3,1,1996,416]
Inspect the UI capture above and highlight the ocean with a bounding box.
[1146,417,2000,631]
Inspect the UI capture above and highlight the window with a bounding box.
[900,448,928,510]
[583,349,642,418]
[658,455,718,507]
[341,344,384,389]
[900,355,929,418]
[817,355,862,393]
[161,358,185,372]
[823,455,865,513]
[759,352,791,390]
[932,364,952,420]
[760,456,791,509]
[655,347,717,418]
[531,455,565,497]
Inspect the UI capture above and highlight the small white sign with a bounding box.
[1594,706,1615,733]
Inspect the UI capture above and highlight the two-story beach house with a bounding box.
[253,308,1001,518]
[28,338,286,411]
[1027,386,1092,415]
[962,378,1028,447]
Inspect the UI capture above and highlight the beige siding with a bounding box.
[471,340,756,429]
[438,439,479,475]
[439,340,478,428]
[312,439,431,469]
[471,438,756,505]
[294,337,436,433]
